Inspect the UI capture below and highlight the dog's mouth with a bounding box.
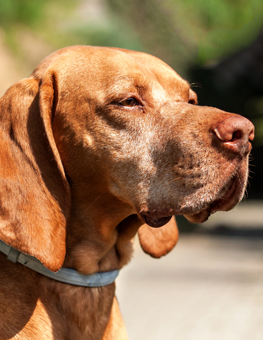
[184,174,242,223]
[140,172,245,228]
[140,213,173,228]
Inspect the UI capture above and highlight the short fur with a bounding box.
[0,46,254,339]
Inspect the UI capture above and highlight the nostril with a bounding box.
[213,115,254,153]
[230,129,243,142]
[213,127,233,142]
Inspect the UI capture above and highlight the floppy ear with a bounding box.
[0,71,70,272]
[138,216,179,258]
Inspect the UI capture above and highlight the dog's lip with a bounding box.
[139,211,173,228]
[139,168,245,226]
[184,175,241,223]
[139,177,240,226]
[210,176,239,213]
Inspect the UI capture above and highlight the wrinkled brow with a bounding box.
[104,75,150,99]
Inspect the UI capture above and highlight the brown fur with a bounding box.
[0,46,254,339]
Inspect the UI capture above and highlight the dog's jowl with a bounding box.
[0,46,254,340]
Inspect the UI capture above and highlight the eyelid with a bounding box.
[107,92,145,108]
[119,97,139,107]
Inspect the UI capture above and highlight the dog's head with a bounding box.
[0,46,254,272]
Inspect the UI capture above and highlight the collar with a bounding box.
[0,239,119,287]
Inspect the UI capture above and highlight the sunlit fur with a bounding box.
[0,46,253,339]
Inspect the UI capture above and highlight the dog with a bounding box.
[0,46,254,339]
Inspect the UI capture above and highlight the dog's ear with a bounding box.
[0,70,70,272]
[138,216,179,258]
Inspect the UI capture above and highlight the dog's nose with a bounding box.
[213,115,254,153]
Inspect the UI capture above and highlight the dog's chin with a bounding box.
[139,169,246,227]
[184,174,244,224]
[140,214,173,228]
[184,210,210,224]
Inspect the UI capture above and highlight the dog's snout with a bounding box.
[213,116,254,153]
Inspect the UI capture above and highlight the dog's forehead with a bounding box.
[110,49,190,100]
[121,49,188,87]
[34,46,190,101]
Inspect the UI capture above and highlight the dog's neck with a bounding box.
[63,189,141,275]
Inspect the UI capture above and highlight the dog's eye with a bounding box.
[119,97,138,107]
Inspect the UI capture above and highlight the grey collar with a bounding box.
[0,239,119,287]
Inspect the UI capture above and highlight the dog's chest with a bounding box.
[0,260,115,340]
[43,280,115,340]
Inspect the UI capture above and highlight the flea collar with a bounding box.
[0,239,119,287]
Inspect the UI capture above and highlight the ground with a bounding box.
[117,201,263,340]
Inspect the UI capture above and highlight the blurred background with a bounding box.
[1,0,263,339]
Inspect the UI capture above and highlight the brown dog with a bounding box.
[0,46,254,339]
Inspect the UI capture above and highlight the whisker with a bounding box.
[190,83,203,89]
[85,193,103,213]
[163,167,176,175]
[168,177,181,184]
